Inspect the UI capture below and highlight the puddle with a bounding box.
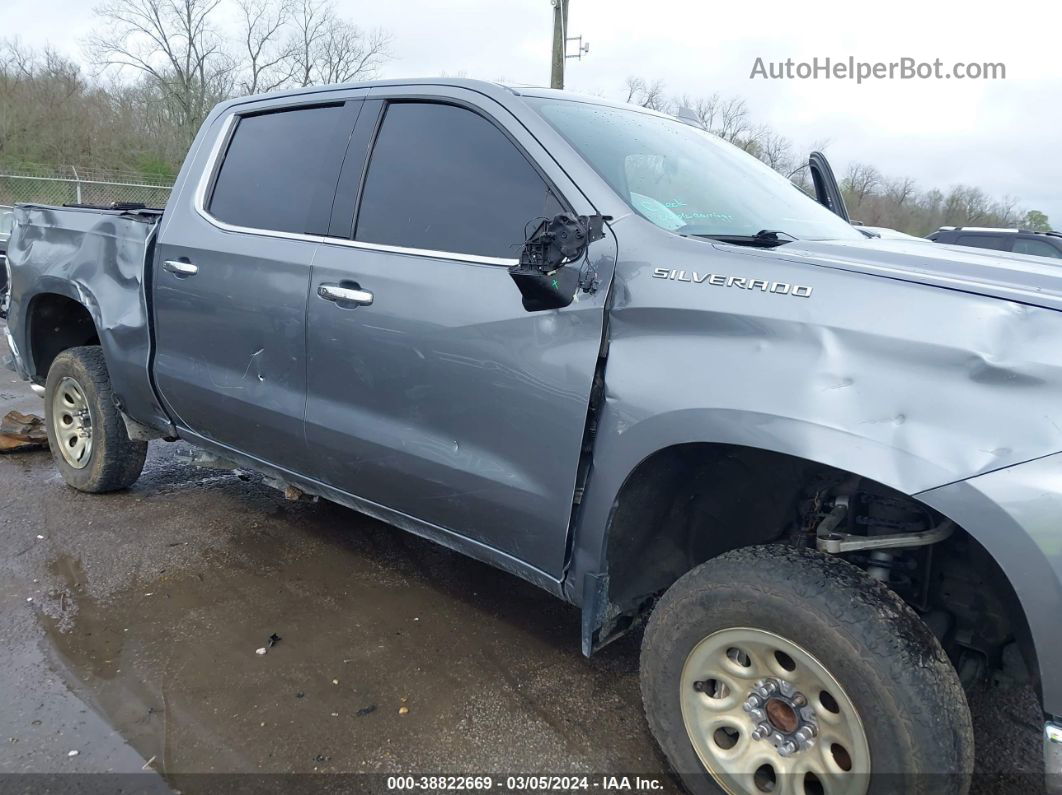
[28,486,661,781]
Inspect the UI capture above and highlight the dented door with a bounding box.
[152,101,359,467]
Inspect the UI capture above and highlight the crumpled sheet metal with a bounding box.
[593,236,1062,500]
[0,410,48,452]
[6,205,173,436]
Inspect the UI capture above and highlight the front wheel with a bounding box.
[44,346,147,493]
[640,546,973,795]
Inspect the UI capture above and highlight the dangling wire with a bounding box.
[576,216,602,294]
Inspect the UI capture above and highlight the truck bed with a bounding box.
[4,203,173,436]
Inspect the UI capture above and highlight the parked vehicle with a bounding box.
[930,225,1062,258]
[0,205,13,309]
[853,225,931,242]
[6,79,1062,793]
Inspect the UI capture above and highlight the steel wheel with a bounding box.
[51,376,93,469]
[680,627,870,795]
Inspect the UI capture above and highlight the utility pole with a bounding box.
[550,0,568,89]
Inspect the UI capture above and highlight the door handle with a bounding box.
[163,260,198,277]
[317,284,374,306]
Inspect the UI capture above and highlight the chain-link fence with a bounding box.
[0,164,174,209]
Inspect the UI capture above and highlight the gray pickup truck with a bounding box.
[5,78,1062,793]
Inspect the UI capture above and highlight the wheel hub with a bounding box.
[744,677,818,757]
[679,627,870,794]
[51,377,94,469]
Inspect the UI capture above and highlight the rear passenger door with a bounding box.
[153,100,360,469]
[303,90,612,576]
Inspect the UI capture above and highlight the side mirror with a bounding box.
[509,214,606,312]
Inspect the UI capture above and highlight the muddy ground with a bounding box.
[0,324,1047,793]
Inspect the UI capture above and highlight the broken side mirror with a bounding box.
[509,214,607,312]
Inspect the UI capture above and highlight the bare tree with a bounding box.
[314,23,391,84]
[884,176,916,208]
[289,0,391,87]
[87,0,234,145]
[624,76,646,103]
[624,76,667,111]
[236,0,295,95]
[0,37,35,79]
[751,129,804,178]
[693,94,752,143]
[842,163,882,205]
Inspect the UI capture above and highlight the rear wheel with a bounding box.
[44,346,147,492]
[640,546,973,795]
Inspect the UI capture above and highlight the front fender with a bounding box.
[568,228,1062,652]
[918,453,1062,716]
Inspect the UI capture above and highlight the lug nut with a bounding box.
[755,680,778,699]
[778,740,798,757]
[791,693,807,708]
[752,724,771,741]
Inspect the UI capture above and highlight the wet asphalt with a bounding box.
[0,322,1048,793]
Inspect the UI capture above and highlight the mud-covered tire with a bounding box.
[641,545,973,795]
[44,346,147,493]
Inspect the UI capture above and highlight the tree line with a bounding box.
[0,0,390,180]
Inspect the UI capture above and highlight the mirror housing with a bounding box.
[509,214,606,312]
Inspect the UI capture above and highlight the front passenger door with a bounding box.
[304,95,613,576]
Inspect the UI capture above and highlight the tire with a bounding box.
[641,545,973,795]
[44,346,147,493]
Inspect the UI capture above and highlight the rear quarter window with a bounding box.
[1013,238,1062,259]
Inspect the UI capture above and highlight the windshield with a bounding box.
[527,98,863,242]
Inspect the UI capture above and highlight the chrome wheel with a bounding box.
[51,376,93,469]
[680,627,870,795]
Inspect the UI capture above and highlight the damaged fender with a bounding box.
[570,220,1062,690]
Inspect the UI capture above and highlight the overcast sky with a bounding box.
[10,0,1061,225]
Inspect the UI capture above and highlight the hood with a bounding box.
[752,237,1062,312]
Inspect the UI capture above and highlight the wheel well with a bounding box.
[28,294,99,381]
[601,442,1037,691]
[605,443,819,611]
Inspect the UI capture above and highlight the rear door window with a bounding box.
[354,102,560,259]
[209,104,354,235]
[1013,238,1062,259]
[955,234,1009,251]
